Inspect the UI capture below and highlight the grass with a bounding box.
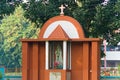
[5,72,21,76]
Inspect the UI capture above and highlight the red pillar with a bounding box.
[83,42,90,80]
[22,42,29,80]
[32,42,39,80]
[91,41,100,80]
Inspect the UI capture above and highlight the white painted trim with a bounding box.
[70,42,71,70]
[63,41,67,70]
[45,41,49,70]
[43,21,79,38]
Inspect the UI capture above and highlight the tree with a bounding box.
[73,0,120,46]
[109,0,120,45]
[0,0,22,21]
[92,3,115,38]
[0,5,40,68]
[0,0,15,21]
[23,0,120,42]
[1,0,120,44]
[92,0,120,45]
[22,0,77,27]
[23,0,105,37]
[72,0,103,37]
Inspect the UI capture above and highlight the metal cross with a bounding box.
[59,4,65,15]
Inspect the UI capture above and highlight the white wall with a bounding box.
[101,51,120,60]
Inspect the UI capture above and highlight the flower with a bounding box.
[54,61,63,69]
[54,61,60,67]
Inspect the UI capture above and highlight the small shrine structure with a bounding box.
[21,5,101,80]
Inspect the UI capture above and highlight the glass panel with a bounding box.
[67,42,71,70]
[49,41,63,69]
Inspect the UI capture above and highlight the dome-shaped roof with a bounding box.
[39,15,85,40]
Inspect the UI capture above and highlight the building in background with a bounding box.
[101,51,120,68]
[101,45,120,76]
[101,44,120,68]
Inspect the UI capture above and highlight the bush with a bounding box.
[7,78,10,80]
[118,64,120,74]
[0,71,2,79]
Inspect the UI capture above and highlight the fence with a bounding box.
[100,76,120,80]
[4,76,22,80]
[3,76,120,80]
[4,68,120,80]
[5,68,21,73]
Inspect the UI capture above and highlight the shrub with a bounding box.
[0,71,2,79]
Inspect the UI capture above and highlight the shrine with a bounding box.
[21,5,101,80]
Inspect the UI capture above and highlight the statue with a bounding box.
[54,45,63,69]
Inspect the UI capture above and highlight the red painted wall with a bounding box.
[21,39,101,80]
[71,42,83,80]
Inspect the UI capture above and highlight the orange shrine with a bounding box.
[21,5,101,80]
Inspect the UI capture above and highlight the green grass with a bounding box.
[5,72,21,76]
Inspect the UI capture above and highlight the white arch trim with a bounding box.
[43,21,79,38]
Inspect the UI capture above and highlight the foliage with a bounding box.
[0,32,4,55]
[0,6,40,68]
[21,0,120,60]
[72,0,103,37]
[118,64,120,74]
[22,0,77,27]
[1,0,120,44]
[108,0,120,45]
[0,0,120,67]
[0,71,2,79]
[22,0,120,45]
[22,0,105,37]
[101,49,106,58]
[0,0,15,20]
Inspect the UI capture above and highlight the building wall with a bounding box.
[71,42,83,80]
[101,51,120,67]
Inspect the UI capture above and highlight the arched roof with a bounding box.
[39,15,85,40]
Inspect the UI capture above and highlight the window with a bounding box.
[46,41,71,70]
[49,41,63,69]
[67,42,71,69]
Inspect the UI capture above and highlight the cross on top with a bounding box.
[59,4,65,15]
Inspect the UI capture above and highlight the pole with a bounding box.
[103,39,107,71]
